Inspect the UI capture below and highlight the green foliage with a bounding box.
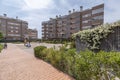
[72,20,120,50]
[34,45,120,80]
[34,46,47,58]
[0,32,3,40]
[0,44,3,53]
[69,41,76,49]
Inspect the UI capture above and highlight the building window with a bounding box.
[8,34,20,36]
[16,31,18,33]
[11,26,13,29]
[8,22,20,26]
[82,26,91,30]
[11,30,13,32]
[15,27,19,29]
[93,15,103,20]
[92,8,104,14]
[82,13,91,18]
[82,20,90,24]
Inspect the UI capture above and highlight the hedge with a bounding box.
[34,45,120,80]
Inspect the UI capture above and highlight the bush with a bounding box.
[34,45,120,80]
[34,46,47,58]
[69,41,76,49]
[0,44,3,53]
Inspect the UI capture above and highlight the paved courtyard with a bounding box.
[0,43,74,80]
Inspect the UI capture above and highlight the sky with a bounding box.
[0,0,120,38]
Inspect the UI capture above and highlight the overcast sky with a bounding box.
[0,0,120,38]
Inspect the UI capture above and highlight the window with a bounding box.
[11,30,13,32]
[82,19,90,24]
[11,26,13,29]
[16,31,18,33]
[93,15,103,20]
[83,20,88,23]
[8,22,20,26]
[15,27,19,29]
[82,14,91,18]
[8,34,20,36]
[92,8,104,14]
[82,26,91,30]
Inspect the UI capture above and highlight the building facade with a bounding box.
[42,4,104,40]
[0,14,38,41]
[27,29,38,40]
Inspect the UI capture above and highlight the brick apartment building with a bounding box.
[27,29,38,40]
[0,14,38,41]
[42,4,104,40]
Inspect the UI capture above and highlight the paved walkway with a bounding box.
[0,43,74,80]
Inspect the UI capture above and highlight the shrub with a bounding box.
[73,51,120,80]
[0,44,3,53]
[0,32,3,40]
[34,45,120,80]
[34,46,47,58]
[69,41,76,49]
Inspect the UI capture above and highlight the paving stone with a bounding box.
[0,43,74,80]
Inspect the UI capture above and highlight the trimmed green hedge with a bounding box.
[0,44,3,53]
[34,46,120,80]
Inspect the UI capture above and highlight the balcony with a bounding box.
[42,33,44,35]
[42,27,46,29]
[70,26,76,29]
[92,19,103,25]
[60,31,65,35]
[42,30,45,32]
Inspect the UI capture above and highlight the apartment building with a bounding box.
[0,14,38,41]
[42,4,104,40]
[27,29,38,40]
[82,4,104,29]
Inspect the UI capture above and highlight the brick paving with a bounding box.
[0,43,74,80]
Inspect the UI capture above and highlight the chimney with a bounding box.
[80,6,83,12]
[68,10,71,14]
[3,14,7,17]
[16,16,18,19]
[73,9,75,12]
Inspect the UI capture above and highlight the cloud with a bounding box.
[22,0,55,10]
[104,0,120,23]
[0,0,25,10]
[0,0,120,38]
